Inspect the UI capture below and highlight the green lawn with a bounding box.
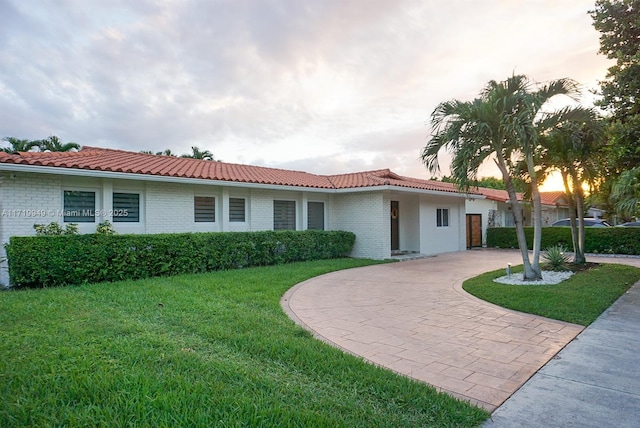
[0,259,489,427]
[463,263,640,326]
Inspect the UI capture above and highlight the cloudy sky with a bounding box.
[0,0,611,183]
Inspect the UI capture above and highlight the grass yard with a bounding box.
[463,263,640,326]
[0,258,489,427]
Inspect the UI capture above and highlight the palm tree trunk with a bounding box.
[561,170,580,263]
[526,154,543,280]
[572,169,587,264]
[495,158,537,279]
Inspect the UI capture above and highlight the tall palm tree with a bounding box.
[422,75,580,280]
[540,107,605,263]
[181,146,216,161]
[1,137,39,153]
[38,135,81,152]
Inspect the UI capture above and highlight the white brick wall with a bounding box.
[331,191,389,259]
[0,172,63,286]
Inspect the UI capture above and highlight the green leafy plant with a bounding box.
[95,220,117,235]
[542,244,571,271]
[487,226,640,255]
[33,222,79,236]
[6,230,356,287]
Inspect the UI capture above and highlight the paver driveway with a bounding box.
[282,249,584,411]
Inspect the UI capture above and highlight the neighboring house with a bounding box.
[0,147,483,286]
[539,191,571,226]
[465,187,530,247]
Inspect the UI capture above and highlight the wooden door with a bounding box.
[466,214,482,248]
[391,201,399,251]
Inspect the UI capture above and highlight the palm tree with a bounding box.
[422,75,581,280]
[611,167,640,219]
[156,149,176,156]
[181,146,216,161]
[540,107,605,263]
[1,137,39,153]
[37,135,80,152]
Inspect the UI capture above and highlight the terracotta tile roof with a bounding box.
[0,147,334,188]
[0,146,477,195]
[328,169,470,193]
[539,191,568,207]
[472,187,525,202]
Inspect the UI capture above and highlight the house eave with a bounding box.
[0,163,334,193]
[0,164,487,199]
[335,184,485,199]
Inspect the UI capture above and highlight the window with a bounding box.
[307,201,324,230]
[436,208,449,227]
[274,200,296,230]
[64,190,95,223]
[113,192,140,223]
[229,198,245,222]
[194,196,215,222]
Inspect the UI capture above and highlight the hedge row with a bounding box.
[6,230,356,288]
[487,226,640,255]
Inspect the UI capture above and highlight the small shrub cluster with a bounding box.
[487,226,640,255]
[5,230,356,288]
[33,222,79,236]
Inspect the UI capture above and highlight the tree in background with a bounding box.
[0,137,39,153]
[37,135,80,152]
[610,168,640,218]
[181,146,216,161]
[590,0,640,218]
[1,136,80,153]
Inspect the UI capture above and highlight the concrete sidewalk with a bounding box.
[484,276,640,427]
[282,249,585,411]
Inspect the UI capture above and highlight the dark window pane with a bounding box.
[308,201,324,230]
[229,198,245,222]
[63,190,95,223]
[113,193,140,223]
[274,200,295,230]
[194,196,215,222]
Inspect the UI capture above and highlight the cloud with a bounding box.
[0,0,611,179]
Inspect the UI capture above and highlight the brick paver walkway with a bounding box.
[282,249,585,411]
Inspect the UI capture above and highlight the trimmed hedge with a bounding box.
[5,230,356,288]
[487,226,640,255]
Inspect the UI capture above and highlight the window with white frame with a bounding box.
[63,190,96,223]
[229,198,246,222]
[113,192,140,223]
[436,208,449,227]
[194,196,215,222]
[307,201,324,230]
[274,200,296,230]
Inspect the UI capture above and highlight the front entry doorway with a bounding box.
[391,201,399,251]
[466,214,482,248]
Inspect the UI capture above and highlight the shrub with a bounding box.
[5,230,356,287]
[95,220,117,235]
[542,244,571,271]
[33,222,79,236]
[486,226,640,255]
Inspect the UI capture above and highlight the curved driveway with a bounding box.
[282,249,586,411]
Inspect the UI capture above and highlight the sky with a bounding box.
[0,0,612,188]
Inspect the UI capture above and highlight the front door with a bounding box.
[466,214,482,248]
[391,201,399,251]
